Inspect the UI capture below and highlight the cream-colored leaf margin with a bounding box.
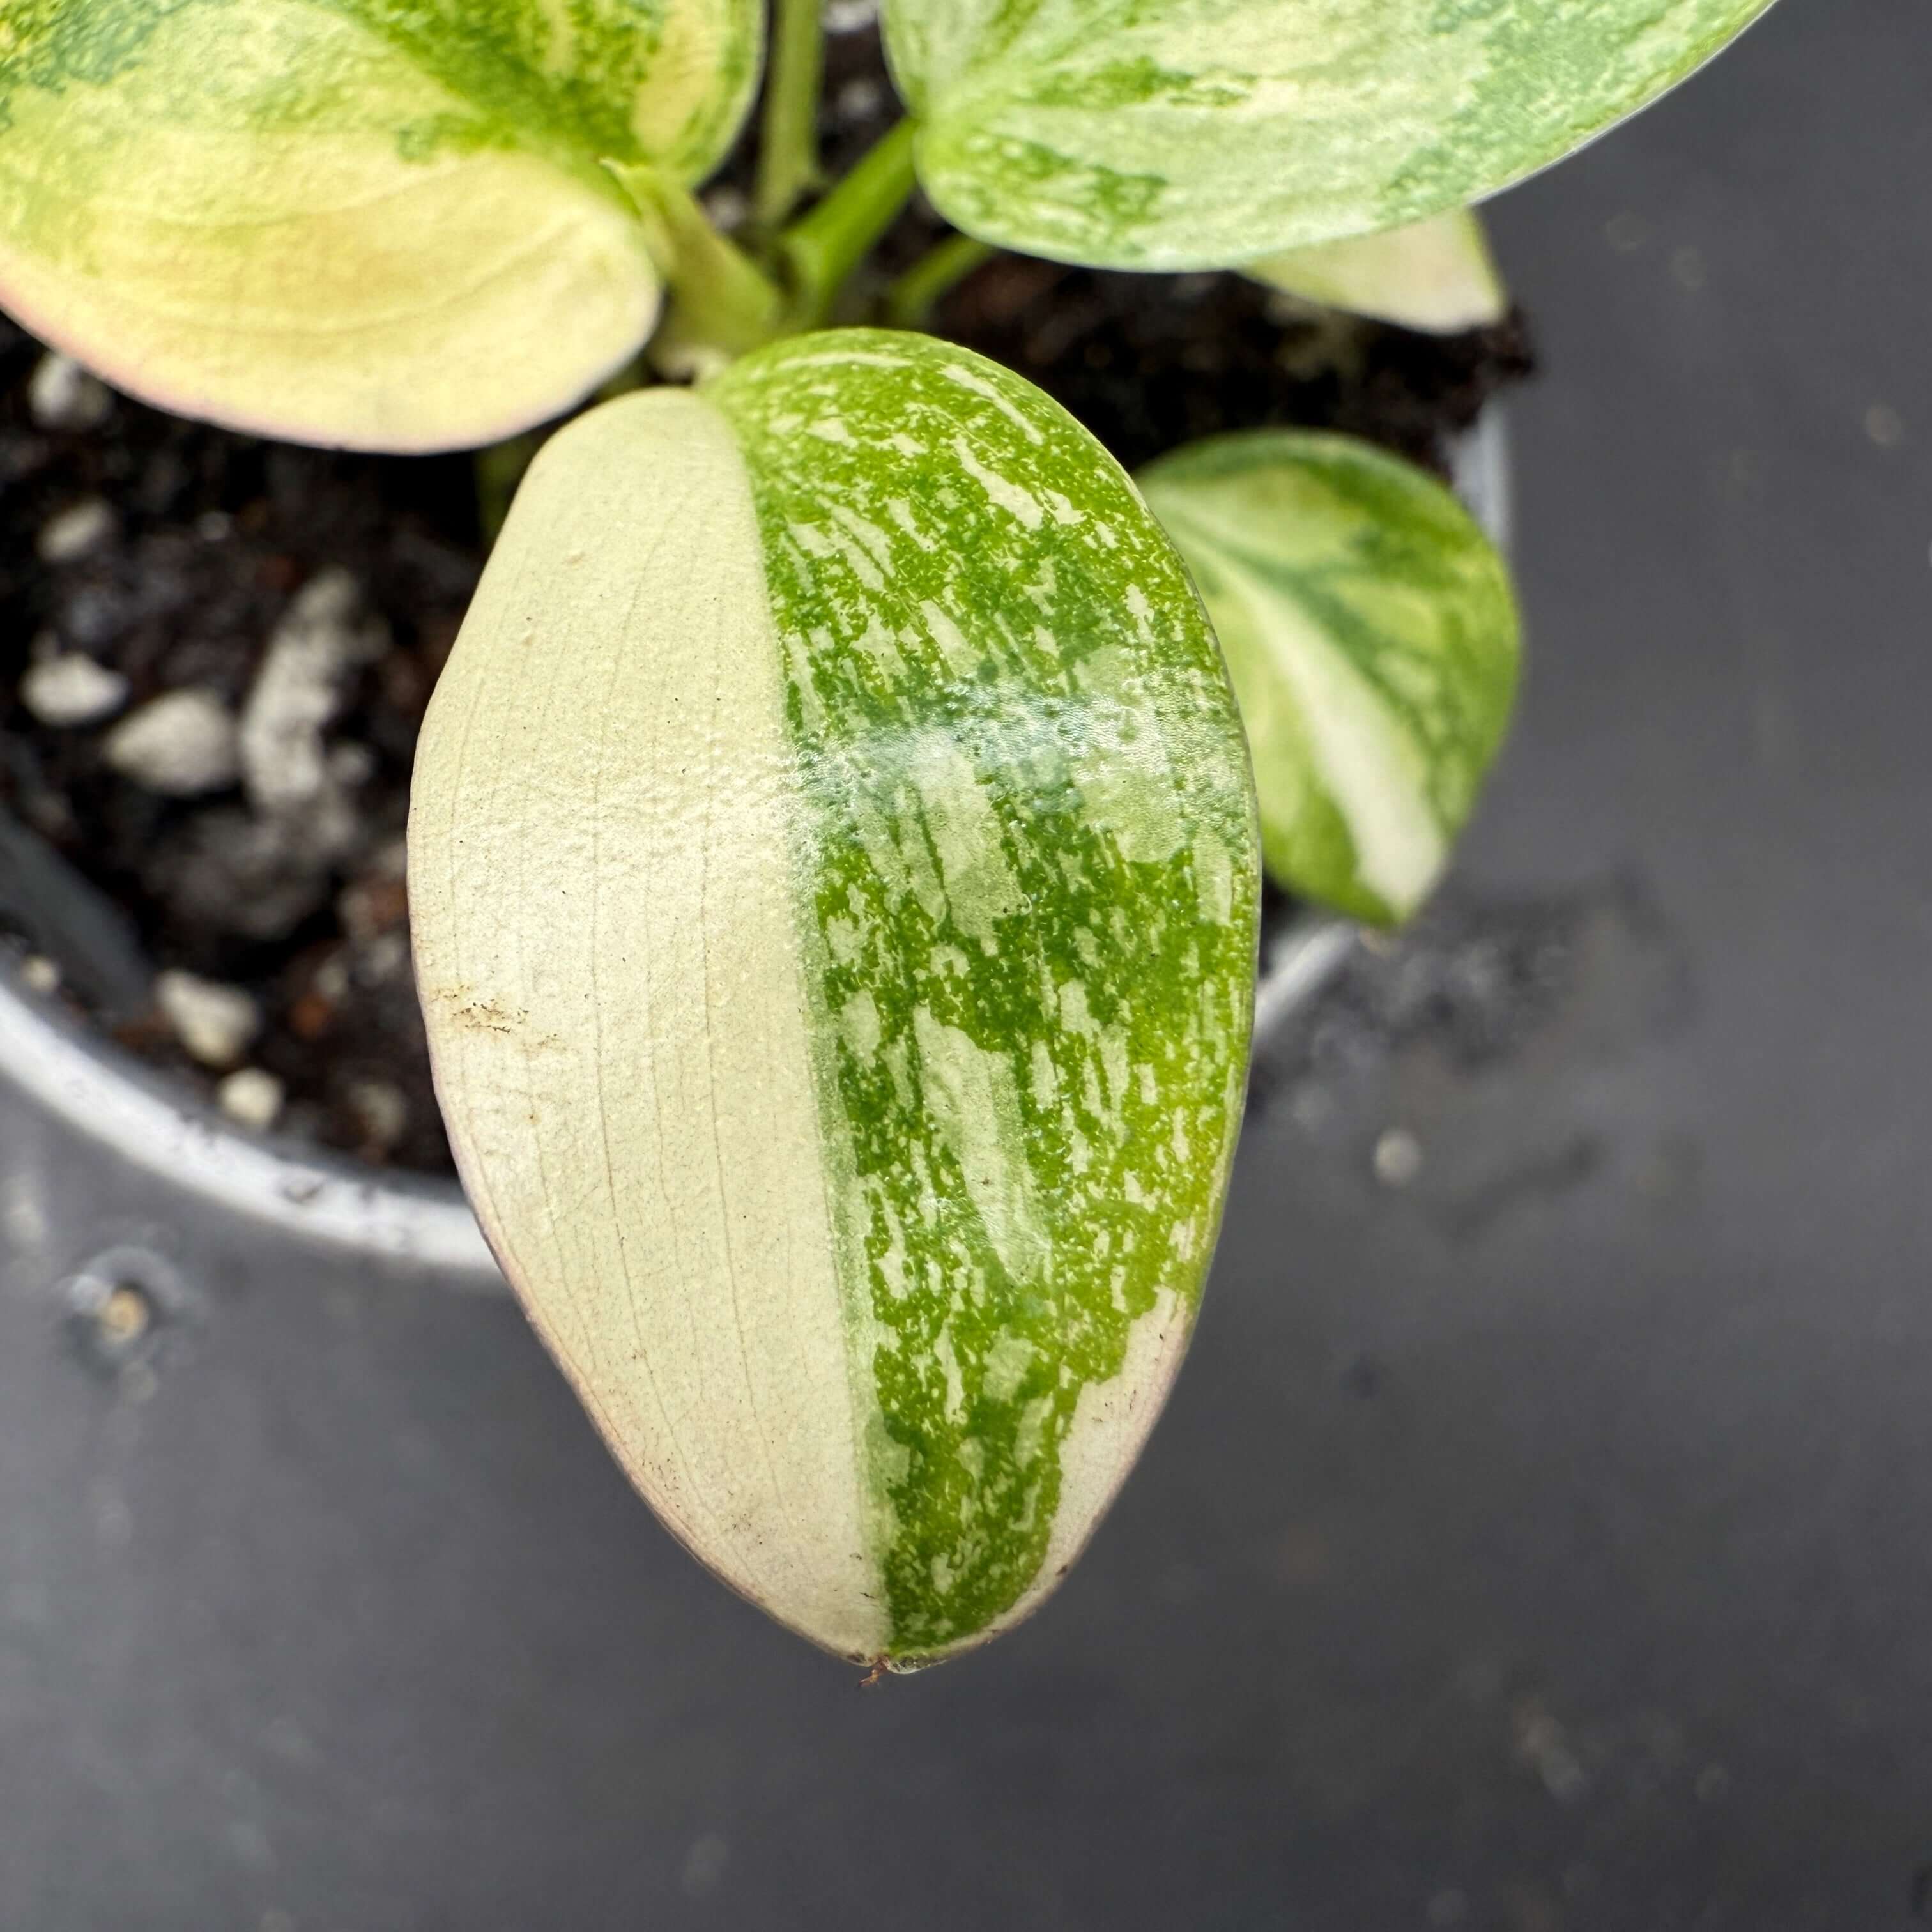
[0,0,758,449]
[1244,210,1508,336]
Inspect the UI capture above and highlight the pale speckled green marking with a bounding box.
[1140,430,1519,925]
[708,332,1259,1659]
[884,0,1777,269]
[0,0,755,190]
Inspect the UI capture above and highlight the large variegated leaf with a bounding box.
[1139,431,1518,924]
[0,0,759,450]
[885,0,1776,270]
[409,330,1259,1668]
[1245,210,1508,336]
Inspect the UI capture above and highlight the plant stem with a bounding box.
[884,232,996,329]
[780,118,919,327]
[754,0,825,230]
[608,162,787,377]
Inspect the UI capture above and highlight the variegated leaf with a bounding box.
[885,0,1776,270]
[1245,210,1508,336]
[1139,431,1519,924]
[0,0,759,450]
[409,330,1259,1668]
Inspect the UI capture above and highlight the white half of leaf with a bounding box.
[409,388,889,1658]
[887,0,1777,269]
[0,0,757,448]
[1243,210,1507,335]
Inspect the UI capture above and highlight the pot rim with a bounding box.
[0,411,1509,1277]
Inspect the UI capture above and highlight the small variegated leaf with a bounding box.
[885,0,1776,270]
[0,0,760,450]
[1245,210,1508,336]
[1139,431,1519,925]
[409,330,1259,1668]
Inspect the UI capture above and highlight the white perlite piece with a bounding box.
[239,570,390,813]
[20,954,61,995]
[36,498,116,565]
[217,1067,285,1131]
[834,76,884,121]
[155,970,261,1068]
[327,740,378,787]
[104,690,240,795]
[702,185,747,233]
[27,353,111,432]
[20,653,130,727]
[346,1079,408,1152]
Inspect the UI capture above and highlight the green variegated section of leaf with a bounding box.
[0,0,759,450]
[1245,210,1507,336]
[885,0,1776,270]
[410,331,1259,1669]
[1140,431,1519,925]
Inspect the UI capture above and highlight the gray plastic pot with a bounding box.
[0,411,1510,1289]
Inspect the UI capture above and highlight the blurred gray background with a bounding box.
[4,1,1929,1926]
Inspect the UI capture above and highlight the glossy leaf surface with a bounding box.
[1140,431,1519,923]
[1245,210,1508,335]
[0,0,758,449]
[410,332,1259,1667]
[885,0,1776,269]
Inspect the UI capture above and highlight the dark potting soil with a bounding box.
[0,22,1532,1176]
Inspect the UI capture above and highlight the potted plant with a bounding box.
[0,0,1772,1671]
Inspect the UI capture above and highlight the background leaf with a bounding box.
[411,334,1260,1667]
[885,0,1777,269]
[0,0,760,449]
[1140,430,1520,924]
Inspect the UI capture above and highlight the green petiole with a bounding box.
[778,118,920,328]
[885,231,997,330]
[754,0,827,231]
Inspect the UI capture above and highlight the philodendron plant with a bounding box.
[0,0,1773,1669]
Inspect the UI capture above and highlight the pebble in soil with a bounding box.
[0,43,1532,1176]
[0,321,479,1174]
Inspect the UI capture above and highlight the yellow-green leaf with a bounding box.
[1140,431,1519,924]
[0,0,759,450]
[885,0,1777,270]
[1244,210,1508,335]
[409,332,1259,1668]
